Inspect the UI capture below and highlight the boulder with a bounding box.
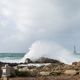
[64,70,77,75]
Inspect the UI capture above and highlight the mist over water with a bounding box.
[21,41,80,64]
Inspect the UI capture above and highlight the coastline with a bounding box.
[0,58,80,80]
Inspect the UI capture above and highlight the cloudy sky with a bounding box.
[0,0,80,53]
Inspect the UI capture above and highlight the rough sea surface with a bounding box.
[0,53,80,64]
[0,53,26,63]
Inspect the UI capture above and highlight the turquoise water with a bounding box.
[0,53,26,63]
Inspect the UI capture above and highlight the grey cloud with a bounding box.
[0,0,80,52]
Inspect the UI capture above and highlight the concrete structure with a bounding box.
[0,65,2,77]
[1,64,10,80]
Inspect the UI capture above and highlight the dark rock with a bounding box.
[34,57,62,64]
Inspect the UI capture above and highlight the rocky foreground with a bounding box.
[9,75,80,80]
[1,57,80,80]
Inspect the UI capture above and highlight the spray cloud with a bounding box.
[21,40,79,64]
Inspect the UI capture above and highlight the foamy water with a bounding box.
[21,41,80,64]
[18,63,51,67]
[0,52,80,64]
[0,53,25,63]
[0,41,80,64]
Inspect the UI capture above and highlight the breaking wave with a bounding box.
[21,40,80,64]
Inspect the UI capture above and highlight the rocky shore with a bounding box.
[1,57,80,80]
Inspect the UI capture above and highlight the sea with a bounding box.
[0,53,26,63]
[0,53,80,64]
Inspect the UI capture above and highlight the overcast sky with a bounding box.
[0,0,80,53]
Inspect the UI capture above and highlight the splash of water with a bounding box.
[21,40,80,64]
